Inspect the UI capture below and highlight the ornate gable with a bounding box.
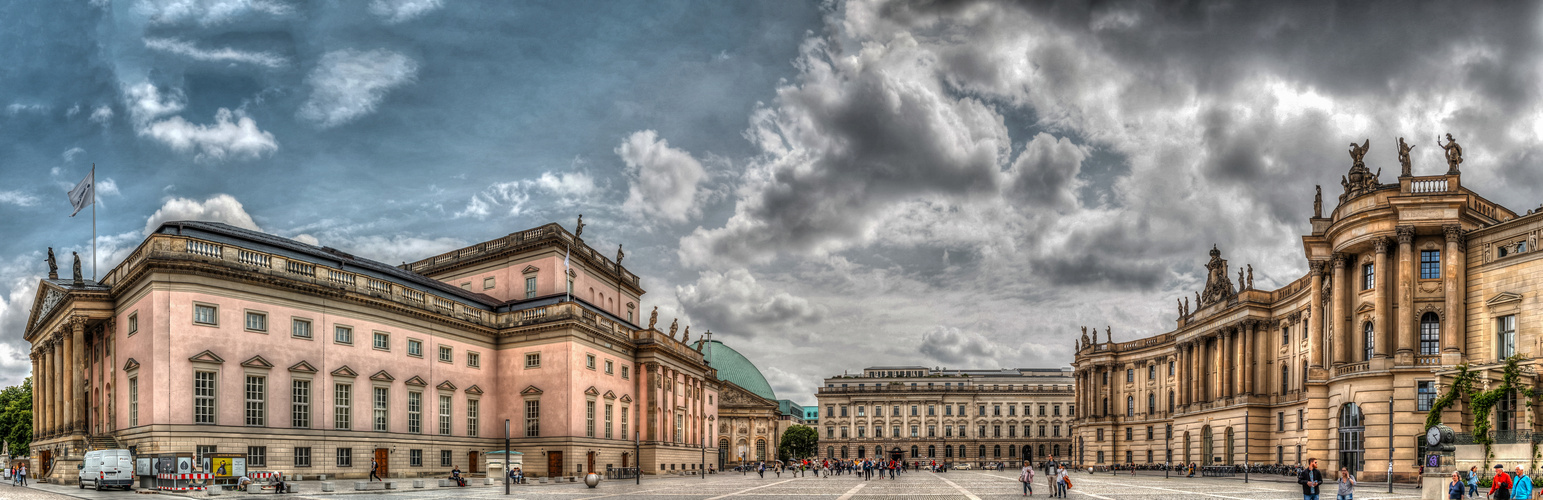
[1487,292,1523,307]
[24,282,67,338]
[584,386,600,396]
[437,380,458,391]
[465,385,483,395]
[522,265,540,274]
[122,358,140,371]
[619,394,632,403]
[331,365,358,378]
[717,381,776,409]
[404,376,428,387]
[370,370,395,382]
[603,390,617,400]
[188,350,225,364]
[240,355,273,369]
[520,385,542,396]
[288,361,318,373]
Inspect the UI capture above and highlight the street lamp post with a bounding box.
[1387,395,1394,493]
[504,419,511,495]
[635,431,641,485]
[1244,410,1249,484]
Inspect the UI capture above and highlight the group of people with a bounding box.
[233,472,287,494]
[1447,464,1535,500]
[1017,461,1071,497]
[6,464,27,486]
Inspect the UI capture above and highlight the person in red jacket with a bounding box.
[1490,463,1513,500]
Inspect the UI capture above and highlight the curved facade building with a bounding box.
[1072,154,1543,482]
[693,340,796,467]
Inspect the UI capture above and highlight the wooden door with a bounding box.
[546,451,563,477]
[38,450,51,476]
[586,452,594,474]
[466,452,478,473]
[373,449,389,478]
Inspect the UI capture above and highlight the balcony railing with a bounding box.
[1415,355,1441,366]
[1334,362,1370,377]
[1409,177,1452,194]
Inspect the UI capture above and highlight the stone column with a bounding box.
[1395,227,1415,359]
[1192,341,1202,402]
[1243,321,1255,395]
[1178,345,1188,406]
[1222,330,1233,398]
[29,353,37,438]
[53,336,63,435]
[1331,254,1348,365]
[72,318,85,432]
[62,328,74,434]
[1374,237,1391,360]
[1309,261,1325,368]
[1443,225,1465,356]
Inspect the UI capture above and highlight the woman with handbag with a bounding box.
[1019,462,1035,496]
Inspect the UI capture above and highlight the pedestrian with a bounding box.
[1336,466,1355,500]
[1449,471,1467,500]
[18,464,26,486]
[1055,465,1068,498]
[1298,457,1323,500]
[1491,464,1513,500]
[757,461,765,478]
[370,458,381,482]
[1512,466,1532,500]
[1469,466,1480,499]
[1020,461,1035,497]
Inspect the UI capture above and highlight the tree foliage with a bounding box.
[0,377,33,457]
[778,425,817,461]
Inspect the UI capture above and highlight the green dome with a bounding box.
[693,340,777,401]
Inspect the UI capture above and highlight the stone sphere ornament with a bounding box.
[585,472,599,488]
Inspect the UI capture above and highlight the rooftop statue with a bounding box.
[46,247,57,280]
[574,214,585,239]
[1081,326,1090,347]
[1348,139,1369,169]
[682,325,690,342]
[668,318,678,339]
[1397,137,1415,177]
[1313,185,1322,218]
[648,306,658,330]
[1438,133,1463,174]
[615,244,624,266]
[72,251,83,285]
[1200,245,1236,305]
[1247,264,1254,289]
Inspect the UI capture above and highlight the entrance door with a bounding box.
[38,450,51,477]
[547,451,563,477]
[373,449,389,478]
[467,452,479,473]
[889,448,902,462]
[586,452,595,474]
[622,453,629,468]
[717,448,726,470]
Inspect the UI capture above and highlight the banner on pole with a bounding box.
[67,170,94,217]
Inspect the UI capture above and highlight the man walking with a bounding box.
[370,459,381,482]
[1490,464,1513,500]
[1298,457,1323,500]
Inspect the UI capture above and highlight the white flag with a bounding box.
[67,169,94,217]
[564,245,570,270]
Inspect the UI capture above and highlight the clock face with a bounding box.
[1427,426,1442,445]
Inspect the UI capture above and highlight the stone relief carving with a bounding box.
[1200,245,1236,305]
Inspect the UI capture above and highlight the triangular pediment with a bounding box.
[369,370,394,382]
[330,365,358,378]
[604,390,617,400]
[465,385,483,395]
[520,385,542,395]
[1354,302,1376,313]
[122,358,140,371]
[1487,292,1523,306]
[437,380,458,391]
[584,386,600,396]
[718,381,776,408]
[522,265,540,274]
[24,281,68,339]
[404,376,427,387]
[288,361,317,373]
[188,350,224,364]
[619,394,632,403]
[240,355,273,369]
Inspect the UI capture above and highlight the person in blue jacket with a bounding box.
[1449,471,1468,500]
[1512,465,1533,500]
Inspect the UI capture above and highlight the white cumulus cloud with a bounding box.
[141,108,278,162]
[143,194,262,235]
[617,130,707,223]
[298,49,419,128]
[455,171,598,219]
[369,0,444,24]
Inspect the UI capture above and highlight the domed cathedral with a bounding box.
[690,339,798,469]
[1072,135,1543,483]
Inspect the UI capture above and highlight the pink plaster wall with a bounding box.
[438,254,642,325]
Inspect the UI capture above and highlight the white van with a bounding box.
[79,449,134,490]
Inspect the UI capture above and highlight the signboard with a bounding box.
[208,453,246,478]
[1428,455,1441,468]
[155,457,175,474]
[177,457,192,474]
[136,458,152,476]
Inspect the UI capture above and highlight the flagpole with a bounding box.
[91,163,97,281]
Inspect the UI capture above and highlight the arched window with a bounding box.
[1102,397,1109,416]
[1363,322,1375,361]
[827,446,834,458]
[840,446,847,459]
[958,445,966,458]
[1338,403,1364,473]
[1053,444,1060,457]
[1127,396,1134,416]
[1022,445,1031,460]
[1420,312,1440,355]
[945,446,953,458]
[875,445,883,458]
[994,445,1002,458]
[1201,426,1213,465]
[756,439,767,461]
[1168,391,1175,412]
[911,445,919,458]
[927,445,936,458]
[1224,427,1234,465]
[1008,445,1016,458]
[856,446,865,459]
[1282,364,1291,393]
[1148,393,1156,414]
[1038,444,1045,458]
[979,445,987,459]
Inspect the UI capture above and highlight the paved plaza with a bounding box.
[12,470,1428,500]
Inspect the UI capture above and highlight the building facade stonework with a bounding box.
[24,221,734,482]
[816,366,1074,465]
[1073,147,1543,483]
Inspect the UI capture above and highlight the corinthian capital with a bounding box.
[1396,225,1414,245]
[1331,253,1347,269]
[1309,260,1326,276]
[1373,236,1388,254]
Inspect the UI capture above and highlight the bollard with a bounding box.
[413,480,424,488]
[321,481,334,492]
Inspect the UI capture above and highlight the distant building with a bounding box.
[816,366,1074,464]
[692,340,795,466]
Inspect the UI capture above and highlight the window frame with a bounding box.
[438,345,453,363]
[467,351,480,368]
[1420,250,1441,279]
[334,325,353,345]
[244,310,268,333]
[244,375,266,427]
[293,447,311,468]
[407,339,423,358]
[194,370,217,425]
[525,352,540,368]
[193,303,219,326]
[291,318,312,339]
[372,331,390,351]
[1362,262,1375,290]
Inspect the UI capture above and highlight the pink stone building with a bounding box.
[24,221,733,481]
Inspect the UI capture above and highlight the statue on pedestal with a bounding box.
[1438,133,1463,174]
[648,306,658,330]
[1313,186,1322,218]
[47,247,57,280]
[1397,137,1415,177]
[1247,264,1254,289]
[616,244,624,267]
[574,214,586,239]
[667,318,678,339]
[72,251,83,285]
[682,326,690,343]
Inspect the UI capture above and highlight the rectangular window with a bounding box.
[586,354,596,370]
[1096,429,1104,441]
[467,352,480,368]
[128,312,139,336]
[129,377,139,427]
[292,380,310,428]
[334,326,352,344]
[1418,381,1436,412]
[605,404,614,439]
[407,339,423,357]
[245,311,267,332]
[467,399,479,437]
[605,360,614,374]
[439,395,452,435]
[245,375,266,426]
[292,319,312,339]
[438,345,452,362]
[194,304,218,325]
[440,450,452,467]
[584,401,595,438]
[334,384,351,430]
[1125,427,1132,440]
[1126,369,1133,382]
[373,331,389,350]
[194,371,216,424]
[247,447,267,467]
[293,447,311,467]
[525,353,540,368]
[484,277,495,290]
[336,448,352,468]
[407,391,422,433]
[621,406,628,439]
[1499,315,1517,359]
[621,366,629,379]
[1362,263,1374,290]
[525,276,537,299]
[1283,326,1290,345]
[409,449,422,467]
[1279,411,1286,431]
[1420,250,1441,279]
[525,400,540,437]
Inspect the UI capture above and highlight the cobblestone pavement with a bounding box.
[14,470,1430,499]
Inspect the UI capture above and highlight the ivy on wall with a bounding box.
[1424,355,1539,464]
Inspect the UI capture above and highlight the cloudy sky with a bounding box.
[3,1,1542,404]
